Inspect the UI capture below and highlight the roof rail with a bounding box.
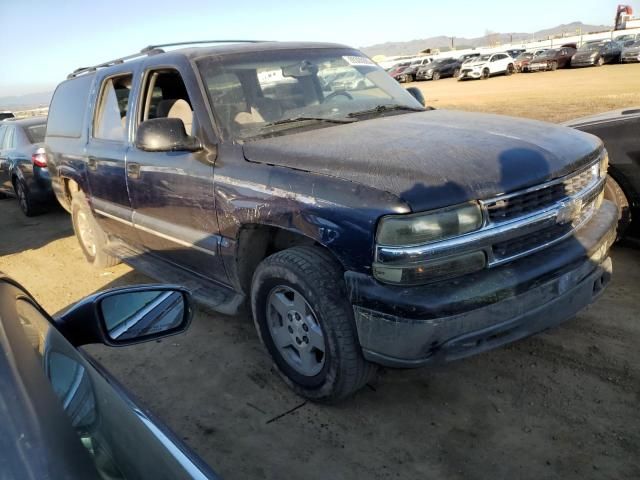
[68,40,267,79]
[140,39,266,53]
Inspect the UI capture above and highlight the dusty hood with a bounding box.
[243,110,602,212]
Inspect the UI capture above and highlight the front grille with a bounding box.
[485,165,596,223]
[493,223,572,259]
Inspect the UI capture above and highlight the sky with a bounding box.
[0,0,621,96]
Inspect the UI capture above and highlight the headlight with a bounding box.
[590,52,598,58]
[376,202,483,246]
[599,150,609,177]
[427,69,433,74]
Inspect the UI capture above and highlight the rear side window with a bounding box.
[26,124,46,143]
[94,74,133,142]
[2,127,15,150]
[47,75,94,138]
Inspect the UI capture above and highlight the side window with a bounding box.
[2,126,15,150]
[139,69,193,135]
[47,74,94,139]
[94,74,133,142]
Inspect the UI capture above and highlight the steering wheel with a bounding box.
[323,90,354,103]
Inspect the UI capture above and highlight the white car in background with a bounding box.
[458,52,515,80]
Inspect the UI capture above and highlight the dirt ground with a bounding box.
[1,65,640,479]
[411,63,640,123]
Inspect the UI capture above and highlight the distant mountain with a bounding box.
[361,21,611,57]
[0,91,52,111]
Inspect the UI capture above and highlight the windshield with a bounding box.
[516,53,533,60]
[537,49,557,58]
[477,55,492,61]
[197,49,423,141]
[579,42,604,51]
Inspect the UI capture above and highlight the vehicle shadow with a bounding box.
[0,199,72,256]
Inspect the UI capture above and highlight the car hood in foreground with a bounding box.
[243,110,602,212]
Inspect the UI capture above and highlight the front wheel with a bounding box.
[251,246,376,402]
[550,61,558,71]
[71,191,120,268]
[604,176,631,240]
[432,71,441,81]
[481,68,490,79]
[596,56,604,67]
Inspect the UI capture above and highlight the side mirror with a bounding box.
[406,87,426,107]
[54,285,194,347]
[135,118,202,152]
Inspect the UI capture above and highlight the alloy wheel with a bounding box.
[76,210,98,258]
[266,285,326,376]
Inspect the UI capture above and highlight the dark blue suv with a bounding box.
[45,40,617,401]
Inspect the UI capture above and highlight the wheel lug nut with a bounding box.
[302,324,308,332]
[288,326,293,333]
[296,337,302,344]
[303,336,308,343]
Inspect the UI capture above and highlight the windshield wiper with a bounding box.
[263,116,356,127]
[347,104,424,118]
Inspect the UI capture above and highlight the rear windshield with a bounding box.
[26,124,46,143]
[46,74,94,138]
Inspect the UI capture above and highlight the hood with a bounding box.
[463,59,488,68]
[243,110,602,212]
[573,49,601,58]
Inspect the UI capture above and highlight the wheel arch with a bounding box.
[233,223,346,295]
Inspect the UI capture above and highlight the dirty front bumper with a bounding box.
[345,201,617,368]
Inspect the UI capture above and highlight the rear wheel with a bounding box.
[13,178,37,217]
[550,61,558,71]
[251,246,376,402]
[453,68,460,78]
[604,176,631,240]
[71,191,120,268]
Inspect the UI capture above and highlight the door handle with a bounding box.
[127,162,141,179]
[87,157,98,171]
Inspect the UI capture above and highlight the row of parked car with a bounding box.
[1,38,639,478]
[388,36,640,82]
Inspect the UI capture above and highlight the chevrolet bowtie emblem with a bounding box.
[556,198,583,225]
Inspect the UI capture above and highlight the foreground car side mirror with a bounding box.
[406,86,426,107]
[135,118,202,152]
[54,285,194,347]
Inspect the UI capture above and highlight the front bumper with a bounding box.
[345,200,617,368]
[459,69,482,79]
[528,62,549,71]
[621,54,640,62]
[571,58,596,67]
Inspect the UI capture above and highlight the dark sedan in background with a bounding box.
[0,274,219,479]
[416,58,462,80]
[0,116,54,216]
[571,40,622,67]
[528,46,577,71]
[392,64,420,82]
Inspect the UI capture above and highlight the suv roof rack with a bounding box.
[67,40,267,79]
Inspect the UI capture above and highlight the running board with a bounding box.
[105,241,246,316]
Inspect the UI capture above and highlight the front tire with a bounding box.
[550,61,558,71]
[71,191,120,268]
[251,246,375,402]
[596,56,604,67]
[432,71,441,81]
[604,176,631,240]
[481,68,490,79]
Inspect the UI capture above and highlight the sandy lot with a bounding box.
[1,65,639,479]
[411,63,640,123]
